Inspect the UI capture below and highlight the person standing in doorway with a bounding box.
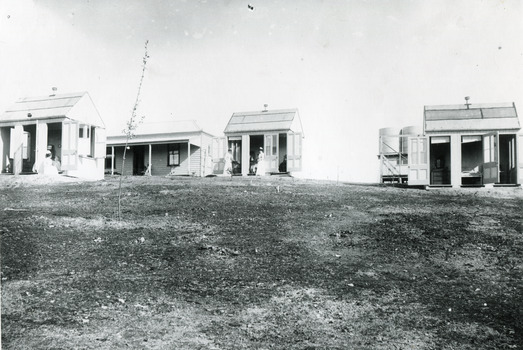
[279,154,287,173]
[223,148,234,175]
[256,147,265,176]
[39,150,59,175]
[249,151,256,174]
[48,145,61,172]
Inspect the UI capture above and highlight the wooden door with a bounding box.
[94,127,106,159]
[264,134,278,172]
[9,125,23,159]
[482,132,499,184]
[62,120,79,170]
[287,132,302,172]
[408,136,429,186]
[9,125,24,174]
[21,131,30,160]
[35,122,48,172]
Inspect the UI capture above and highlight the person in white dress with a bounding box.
[39,151,59,176]
[256,147,265,176]
[223,149,234,175]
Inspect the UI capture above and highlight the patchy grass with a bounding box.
[1,175,522,349]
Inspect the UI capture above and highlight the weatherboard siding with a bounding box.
[150,144,169,175]
[189,145,201,176]
[150,143,188,176]
[200,135,213,176]
[108,143,203,176]
[112,147,134,175]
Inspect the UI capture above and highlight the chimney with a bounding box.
[464,96,471,109]
[262,104,268,112]
[50,87,57,97]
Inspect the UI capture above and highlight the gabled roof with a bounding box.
[224,108,303,134]
[107,120,211,147]
[0,92,104,127]
[424,102,520,132]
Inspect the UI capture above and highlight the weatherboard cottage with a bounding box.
[0,92,106,180]
[379,100,522,187]
[216,107,304,176]
[105,120,214,177]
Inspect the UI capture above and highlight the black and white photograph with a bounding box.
[0,0,522,348]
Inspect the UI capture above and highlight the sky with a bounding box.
[0,0,522,182]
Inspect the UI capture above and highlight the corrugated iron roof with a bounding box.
[133,120,203,135]
[424,103,520,132]
[107,134,194,146]
[424,102,514,111]
[107,120,207,145]
[0,92,86,122]
[224,109,300,134]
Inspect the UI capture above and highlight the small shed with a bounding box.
[0,92,106,180]
[218,108,304,176]
[106,120,214,177]
[406,102,522,187]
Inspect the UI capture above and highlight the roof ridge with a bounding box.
[141,119,199,124]
[232,108,298,115]
[425,102,514,110]
[6,104,77,112]
[17,92,86,103]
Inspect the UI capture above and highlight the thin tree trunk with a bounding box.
[116,40,149,221]
[117,137,129,221]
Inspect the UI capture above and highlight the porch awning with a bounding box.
[107,135,202,147]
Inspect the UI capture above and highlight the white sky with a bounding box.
[1,0,522,182]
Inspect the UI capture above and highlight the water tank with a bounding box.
[379,127,401,154]
[400,125,422,153]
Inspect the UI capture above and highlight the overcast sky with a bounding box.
[1,0,522,182]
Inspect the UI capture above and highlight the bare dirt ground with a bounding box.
[1,174,522,349]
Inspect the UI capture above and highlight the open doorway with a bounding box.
[22,125,36,173]
[227,138,242,175]
[249,135,263,175]
[278,133,288,173]
[47,122,62,172]
[461,135,483,186]
[132,145,146,175]
[499,134,517,184]
[429,136,450,185]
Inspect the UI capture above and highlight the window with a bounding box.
[264,134,277,156]
[78,124,92,156]
[483,135,495,163]
[90,127,96,156]
[79,125,90,139]
[22,131,30,160]
[168,144,180,166]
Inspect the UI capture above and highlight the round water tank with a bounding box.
[379,127,401,154]
[400,125,422,153]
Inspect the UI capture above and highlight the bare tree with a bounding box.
[117,40,149,221]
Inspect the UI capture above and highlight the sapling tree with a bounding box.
[117,40,149,221]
